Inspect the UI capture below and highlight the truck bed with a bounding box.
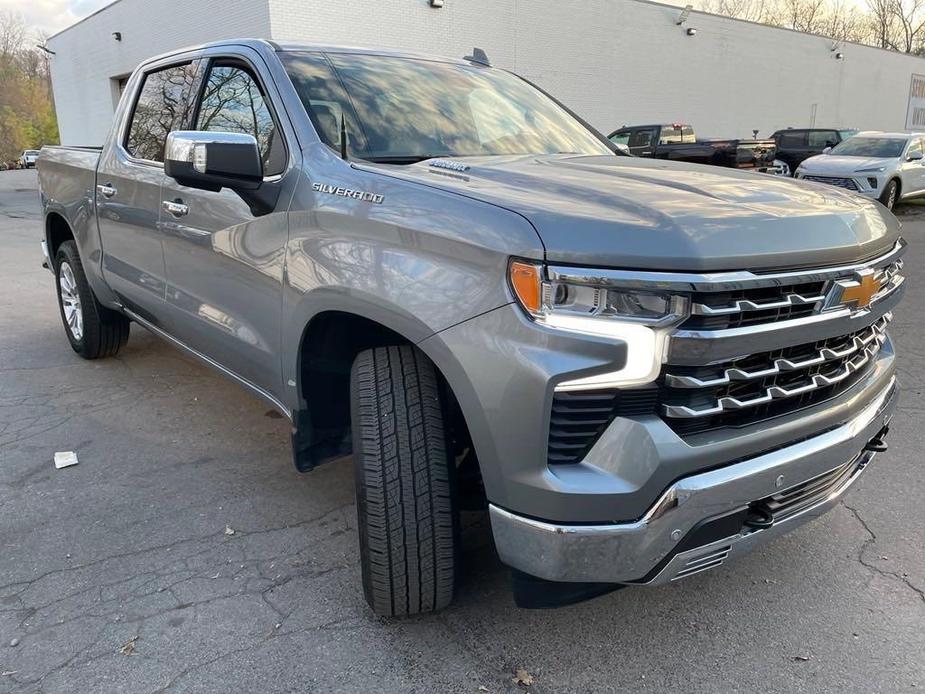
[37,146,101,211]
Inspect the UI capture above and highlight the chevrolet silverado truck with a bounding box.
[38,40,904,616]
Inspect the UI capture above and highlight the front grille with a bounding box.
[682,281,826,330]
[547,388,657,464]
[660,315,890,436]
[802,175,859,191]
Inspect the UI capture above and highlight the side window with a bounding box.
[125,63,198,162]
[808,130,839,148]
[778,131,807,148]
[195,63,286,176]
[628,129,656,149]
[609,131,630,146]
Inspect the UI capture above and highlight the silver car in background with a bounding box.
[795,131,925,209]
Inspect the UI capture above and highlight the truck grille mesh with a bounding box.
[801,175,859,191]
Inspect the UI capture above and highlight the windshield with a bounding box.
[24,150,39,155]
[281,52,612,163]
[829,137,905,158]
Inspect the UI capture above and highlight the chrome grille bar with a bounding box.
[666,314,891,389]
[691,291,826,316]
[663,321,890,419]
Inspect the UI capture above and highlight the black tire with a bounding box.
[880,179,899,210]
[54,240,130,359]
[350,345,458,617]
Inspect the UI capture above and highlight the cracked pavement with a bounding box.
[0,169,923,693]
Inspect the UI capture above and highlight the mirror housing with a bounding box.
[165,131,263,192]
[613,142,632,156]
[908,150,924,161]
[822,146,832,154]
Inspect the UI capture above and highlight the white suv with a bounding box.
[795,132,924,210]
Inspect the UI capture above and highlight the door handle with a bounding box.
[162,199,189,217]
[97,183,117,198]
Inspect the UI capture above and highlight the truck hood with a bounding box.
[366,154,898,271]
[799,154,896,175]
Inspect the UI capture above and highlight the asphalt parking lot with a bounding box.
[0,168,922,693]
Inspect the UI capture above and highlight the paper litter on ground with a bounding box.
[54,451,79,469]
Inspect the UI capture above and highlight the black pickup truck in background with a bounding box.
[771,128,858,175]
[608,123,779,173]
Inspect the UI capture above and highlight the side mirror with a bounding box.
[165,131,263,193]
[908,150,924,161]
[822,147,832,154]
[613,142,632,156]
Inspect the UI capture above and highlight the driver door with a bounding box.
[158,54,298,397]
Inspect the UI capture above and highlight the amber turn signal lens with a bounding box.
[509,261,542,314]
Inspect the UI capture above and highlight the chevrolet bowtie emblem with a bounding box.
[834,271,881,309]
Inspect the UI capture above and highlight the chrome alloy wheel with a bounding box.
[59,261,84,341]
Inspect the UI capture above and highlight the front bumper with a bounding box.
[490,377,896,584]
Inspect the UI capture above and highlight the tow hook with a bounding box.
[743,505,774,530]
[864,425,890,453]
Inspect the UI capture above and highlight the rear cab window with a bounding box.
[659,125,694,144]
[124,62,199,163]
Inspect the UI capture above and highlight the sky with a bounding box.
[1,0,112,37]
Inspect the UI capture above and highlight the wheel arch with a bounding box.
[290,306,479,484]
[45,211,75,267]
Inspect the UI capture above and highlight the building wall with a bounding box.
[48,0,925,145]
[47,0,272,145]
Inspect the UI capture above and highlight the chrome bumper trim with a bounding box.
[489,377,896,584]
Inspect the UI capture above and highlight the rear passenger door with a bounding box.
[158,52,299,397]
[96,61,199,316]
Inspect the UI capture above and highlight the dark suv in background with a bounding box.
[772,128,857,174]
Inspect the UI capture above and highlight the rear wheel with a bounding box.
[350,345,458,616]
[55,241,130,359]
[880,179,899,210]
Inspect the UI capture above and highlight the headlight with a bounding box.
[855,166,886,173]
[508,260,689,388]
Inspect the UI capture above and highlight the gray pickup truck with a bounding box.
[38,39,904,616]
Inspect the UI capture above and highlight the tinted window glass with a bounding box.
[830,137,906,158]
[778,131,806,148]
[195,64,285,176]
[808,130,839,148]
[281,52,610,162]
[628,129,655,148]
[125,63,197,162]
[278,53,356,152]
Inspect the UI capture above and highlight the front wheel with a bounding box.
[55,240,130,359]
[880,179,899,210]
[350,345,458,616]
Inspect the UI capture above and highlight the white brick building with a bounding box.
[47,0,925,145]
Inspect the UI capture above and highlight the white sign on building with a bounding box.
[906,74,925,130]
